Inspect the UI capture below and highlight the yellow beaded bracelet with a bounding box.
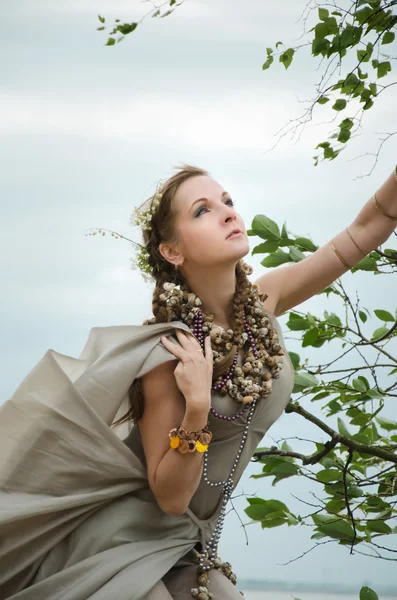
[169,424,212,454]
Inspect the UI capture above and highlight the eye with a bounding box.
[195,198,235,217]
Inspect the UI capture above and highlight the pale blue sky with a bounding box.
[1,0,397,594]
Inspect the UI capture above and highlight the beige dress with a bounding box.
[0,311,294,600]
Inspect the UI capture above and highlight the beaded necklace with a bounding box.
[151,277,285,599]
[189,304,279,599]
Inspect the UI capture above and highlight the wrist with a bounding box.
[181,409,209,431]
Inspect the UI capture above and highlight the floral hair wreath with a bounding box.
[85,180,164,284]
[129,180,164,282]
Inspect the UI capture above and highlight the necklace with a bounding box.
[190,399,256,599]
[190,310,264,599]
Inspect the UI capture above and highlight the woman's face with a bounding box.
[167,175,250,269]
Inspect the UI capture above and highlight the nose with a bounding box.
[224,205,237,223]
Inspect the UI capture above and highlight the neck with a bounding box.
[183,263,237,330]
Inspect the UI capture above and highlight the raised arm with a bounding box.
[254,166,397,317]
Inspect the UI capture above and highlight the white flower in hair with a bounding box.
[129,180,164,281]
[131,181,164,232]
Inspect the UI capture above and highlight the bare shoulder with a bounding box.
[140,358,183,417]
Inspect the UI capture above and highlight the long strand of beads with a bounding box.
[199,399,256,565]
[210,403,249,421]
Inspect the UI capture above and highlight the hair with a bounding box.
[112,163,255,427]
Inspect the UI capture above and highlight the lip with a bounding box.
[226,229,243,239]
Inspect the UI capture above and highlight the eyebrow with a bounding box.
[190,191,230,213]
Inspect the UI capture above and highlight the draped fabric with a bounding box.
[0,314,294,599]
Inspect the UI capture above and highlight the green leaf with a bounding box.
[288,351,300,369]
[287,313,311,331]
[293,372,319,390]
[289,246,306,262]
[266,47,273,56]
[279,48,295,70]
[352,378,367,392]
[302,328,319,347]
[97,26,105,31]
[324,312,342,327]
[360,587,379,600]
[105,37,116,46]
[338,128,351,143]
[337,417,351,437]
[262,56,274,70]
[367,519,392,534]
[245,501,289,521]
[271,462,299,475]
[251,215,281,241]
[312,514,355,540]
[340,25,362,49]
[351,256,377,272]
[382,31,395,45]
[318,7,329,20]
[357,375,370,390]
[252,240,280,255]
[281,222,288,238]
[312,37,330,56]
[325,498,346,513]
[312,391,331,401]
[316,469,340,483]
[260,517,286,528]
[376,416,397,431]
[118,23,138,35]
[357,49,368,62]
[294,237,318,251]
[261,250,291,268]
[369,83,377,96]
[358,310,367,323]
[332,99,347,111]
[371,326,388,341]
[98,15,105,23]
[317,95,330,104]
[374,309,394,322]
[377,61,391,78]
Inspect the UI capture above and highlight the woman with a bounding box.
[1,163,396,600]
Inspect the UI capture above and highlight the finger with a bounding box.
[204,335,213,356]
[160,335,185,360]
[176,329,200,350]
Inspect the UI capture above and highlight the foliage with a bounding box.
[245,213,397,587]
[261,0,397,169]
[98,0,397,173]
[96,1,184,46]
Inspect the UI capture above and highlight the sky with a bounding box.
[1,0,397,594]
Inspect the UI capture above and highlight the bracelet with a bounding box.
[169,423,213,454]
[330,240,352,269]
[373,192,397,222]
[345,227,366,256]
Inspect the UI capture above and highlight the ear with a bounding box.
[159,242,184,267]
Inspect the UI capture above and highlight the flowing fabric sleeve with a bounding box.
[0,320,191,596]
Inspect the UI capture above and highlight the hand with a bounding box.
[160,330,213,415]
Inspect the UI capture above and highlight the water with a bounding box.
[241,593,395,600]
